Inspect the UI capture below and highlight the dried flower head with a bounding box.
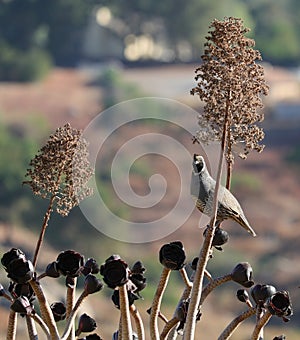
[24,123,93,216]
[191,17,269,162]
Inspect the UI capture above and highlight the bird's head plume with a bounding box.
[193,154,206,174]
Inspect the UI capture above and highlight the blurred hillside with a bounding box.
[0,64,299,338]
[1,1,300,338]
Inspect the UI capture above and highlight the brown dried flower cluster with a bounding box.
[24,123,93,216]
[191,17,269,162]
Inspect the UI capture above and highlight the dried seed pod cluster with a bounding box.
[24,123,93,216]
[191,17,269,163]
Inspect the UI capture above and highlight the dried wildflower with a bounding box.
[251,284,277,306]
[56,250,84,278]
[100,255,130,289]
[24,123,93,216]
[191,17,269,163]
[75,313,97,336]
[11,296,33,315]
[267,291,293,322]
[231,262,254,288]
[159,241,186,270]
[50,301,67,322]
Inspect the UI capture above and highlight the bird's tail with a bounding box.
[234,214,257,237]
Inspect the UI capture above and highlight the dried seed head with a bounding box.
[24,123,93,216]
[191,17,269,162]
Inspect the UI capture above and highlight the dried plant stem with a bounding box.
[130,304,145,340]
[118,316,123,340]
[26,315,38,340]
[30,313,51,339]
[30,279,59,340]
[251,310,272,340]
[256,307,264,340]
[200,274,232,305]
[183,95,231,340]
[2,291,13,303]
[33,195,56,268]
[162,283,193,340]
[204,269,213,281]
[225,128,233,190]
[167,327,178,340]
[160,317,180,339]
[150,267,171,340]
[7,310,17,340]
[66,277,77,340]
[119,285,133,340]
[157,311,169,324]
[179,268,192,289]
[218,307,256,340]
[61,291,88,340]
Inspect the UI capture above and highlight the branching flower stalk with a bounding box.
[30,313,51,339]
[191,17,268,189]
[26,314,38,340]
[32,195,55,268]
[184,16,268,339]
[24,123,93,268]
[199,273,232,305]
[130,304,145,340]
[29,279,60,340]
[218,307,256,340]
[183,122,227,339]
[61,290,89,340]
[66,277,77,340]
[7,310,17,340]
[150,267,171,340]
[161,317,180,339]
[119,285,133,340]
[179,268,193,289]
[161,271,193,340]
[251,310,272,340]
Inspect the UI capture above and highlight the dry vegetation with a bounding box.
[0,63,300,338]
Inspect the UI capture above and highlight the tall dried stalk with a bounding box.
[24,123,93,268]
[185,17,268,339]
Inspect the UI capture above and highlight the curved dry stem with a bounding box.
[66,277,77,340]
[218,307,256,340]
[179,268,192,289]
[118,316,123,340]
[167,327,178,340]
[204,269,213,281]
[183,93,231,340]
[160,317,180,340]
[61,291,88,340]
[256,306,264,340]
[33,195,56,268]
[251,310,272,340]
[26,315,38,340]
[200,274,232,305]
[30,313,50,340]
[150,267,171,340]
[30,279,59,340]
[119,285,133,340]
[7,310,17,340]
[130,304,145,340]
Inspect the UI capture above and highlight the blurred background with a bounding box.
[0,0,300,338]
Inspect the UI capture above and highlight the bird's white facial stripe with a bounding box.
[194,156,203,164]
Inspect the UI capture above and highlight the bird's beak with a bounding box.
[193,154,201,164]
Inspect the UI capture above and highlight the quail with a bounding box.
[191,154,256,236]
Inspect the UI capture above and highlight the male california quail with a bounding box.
[191,154,256,236]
